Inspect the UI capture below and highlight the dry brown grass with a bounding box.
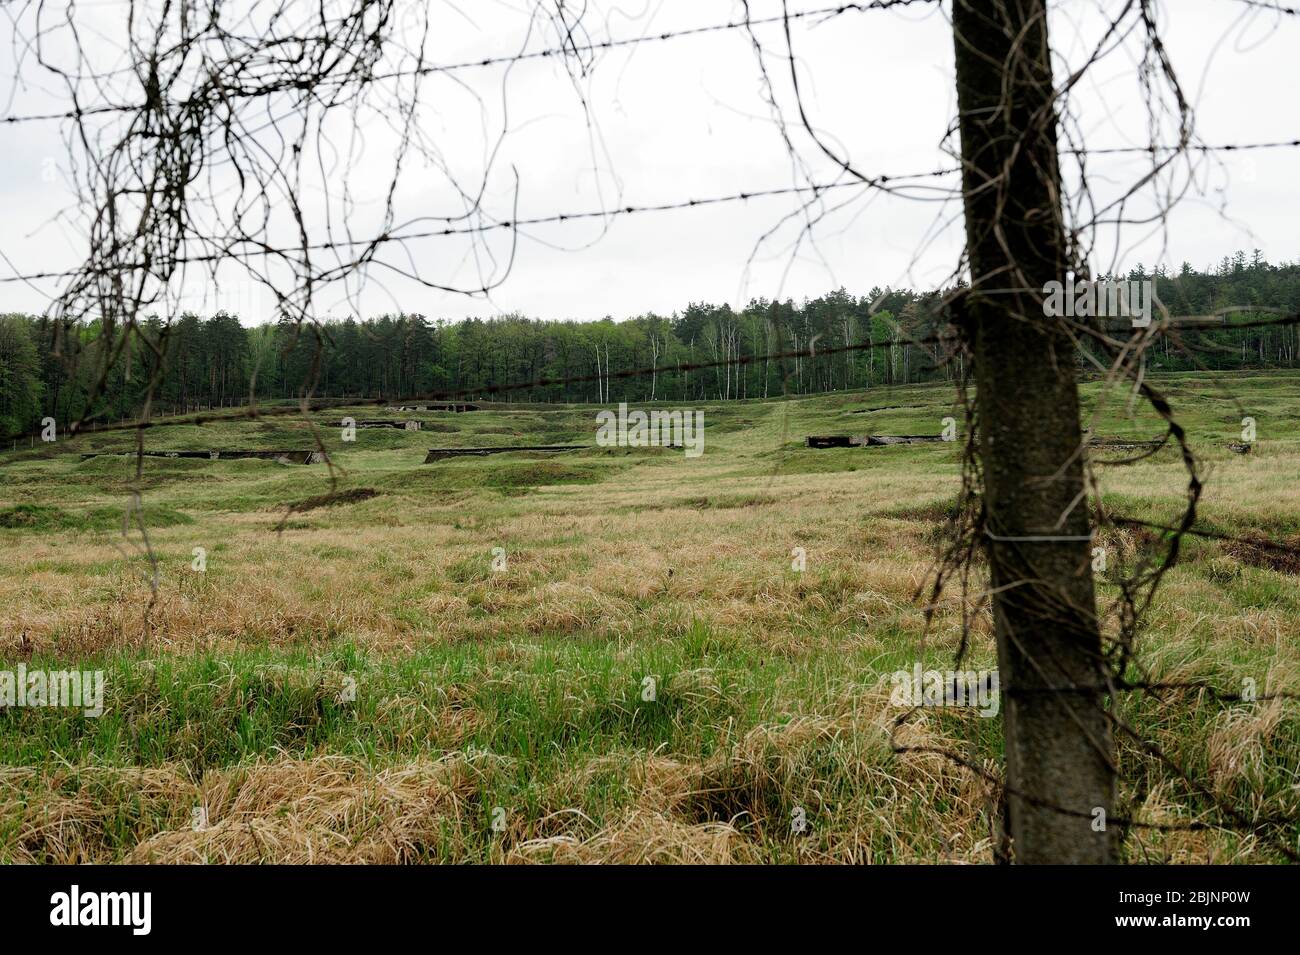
[0,678,1006,864]
[2,384,1298,863]
[0,468,946,656]
[0,755,501,864]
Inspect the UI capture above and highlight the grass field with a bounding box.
[1,371,1298,863]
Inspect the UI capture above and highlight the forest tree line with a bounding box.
[1,251,1298,437]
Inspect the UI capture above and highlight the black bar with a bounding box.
[0,864,1280,942]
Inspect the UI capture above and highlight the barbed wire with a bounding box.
[2,139,1295,286]
[0,167,958,285]
[0,1,941,126]
[1228,0,1300,15]
[1069,137,1300,155]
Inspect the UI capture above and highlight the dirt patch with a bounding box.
[288,488,379,513]
[1223,534,1300,576]
[884,498,963,524]
[851,404,924,414]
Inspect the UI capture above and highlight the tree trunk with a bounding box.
[951,0,1115,864]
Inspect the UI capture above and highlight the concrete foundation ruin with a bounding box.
[423,445,583,463]
[80,450,329,464]
[338,420,422,431]
[805,434,945,448]
[384,402,479,412]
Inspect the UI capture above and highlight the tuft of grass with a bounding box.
[0,503,193,533]
[0,504,73,530]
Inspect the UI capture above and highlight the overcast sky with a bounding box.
[1,0,1296,324]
